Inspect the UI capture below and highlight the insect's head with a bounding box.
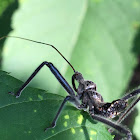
[73,71,97,91]
[73,71,84,82]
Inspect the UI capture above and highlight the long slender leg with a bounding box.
[108,96,140,133]
[45,95,81,132]
[72,75,77,92]
[9,61,76,98]
[108,88,140,133]
[9,61,81,130]
[90,113,132,140]
[122,88,140,100]
[45,96,71,132]
[109,88,140,124]
[117,97,140,124]
[111,88,140,127]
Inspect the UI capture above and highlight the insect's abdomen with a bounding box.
[96,100,128,118]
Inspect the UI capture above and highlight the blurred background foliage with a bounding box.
[0,0,140,140]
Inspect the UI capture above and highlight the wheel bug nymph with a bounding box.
[0,36,140,140]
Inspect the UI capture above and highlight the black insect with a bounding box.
[0,36,140,140]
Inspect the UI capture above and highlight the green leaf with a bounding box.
[2,0,87,96]
[0,0,18,56]
[1,0,140,139]
[0,70,113,140]
[0,0,15,16]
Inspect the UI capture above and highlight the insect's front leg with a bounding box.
[9,61,76,98]
[9,61,49,98]
[72,74,78,92]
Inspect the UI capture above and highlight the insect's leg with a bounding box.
[115,88,140,124]
[9,61,76,98]
[45,96,76,132]
[72,75,77,92]
[108,97,140,133]
[108,97,140,134]
[121,88,140,100]
[108,88,140,133]
[108,89,140,132]
[118,97,140,123]
[90,113,132,140]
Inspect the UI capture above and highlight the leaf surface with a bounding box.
[0,71,113,140]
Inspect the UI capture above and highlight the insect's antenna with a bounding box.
[0,36,76,72]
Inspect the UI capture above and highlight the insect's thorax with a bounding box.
[77,79,104,109]
[74,72,128,119]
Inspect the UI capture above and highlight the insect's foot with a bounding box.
[8,91,21,98]
[44,126,53,132]
[44,126,54,132]
[44,127,49,132]
[8,91,15,96]
[44,123,56,132]
[15,93,21,98]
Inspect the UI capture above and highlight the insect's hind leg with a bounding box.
[121,88,140,100]
[115,88,140,124]
[90,113,132,140]
[108,88,140,134]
